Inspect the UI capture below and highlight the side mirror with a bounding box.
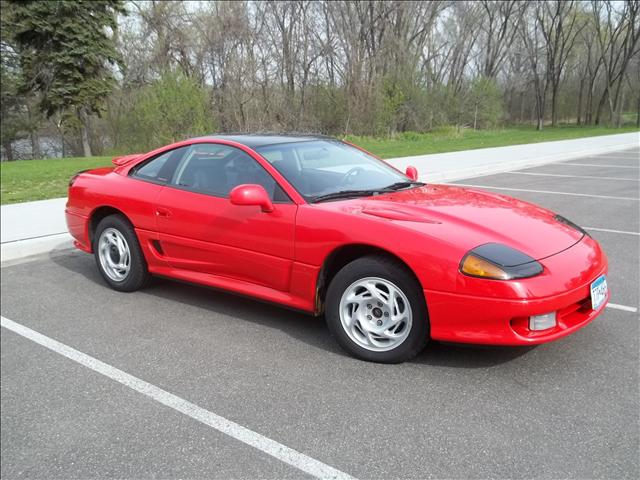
[229,184,274,213]
[405,166,419,181]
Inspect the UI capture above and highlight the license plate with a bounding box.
[590,275,608,310]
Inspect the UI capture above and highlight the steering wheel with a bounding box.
[339,166,365,186]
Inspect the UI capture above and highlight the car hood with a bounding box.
[327,184,584,260]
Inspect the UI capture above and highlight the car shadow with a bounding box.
[50,250,537,369]
[413,341,535,367]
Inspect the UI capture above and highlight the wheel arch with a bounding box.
[315,243,423,314]
[88,206,133,247]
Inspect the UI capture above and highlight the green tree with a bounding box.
[1,0,25,160]
[0,30,21,160]
[466,77,504,129]
[7,0,125,157]
[113,71,215,153]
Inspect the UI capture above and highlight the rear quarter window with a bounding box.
[131,147,189,183]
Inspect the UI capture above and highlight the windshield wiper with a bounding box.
[311,181,425,203]
[312,189,393,203]
[384,181,425,190]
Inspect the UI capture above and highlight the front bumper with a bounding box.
[425,237,609,345]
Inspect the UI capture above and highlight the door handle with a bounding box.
[155,207,172,218]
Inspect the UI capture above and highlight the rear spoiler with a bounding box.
[112,153,142,166]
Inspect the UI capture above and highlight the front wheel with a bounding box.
[325,255,429,363]
[93,214,150,292]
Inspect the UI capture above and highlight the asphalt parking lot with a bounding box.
[2,147,639,479]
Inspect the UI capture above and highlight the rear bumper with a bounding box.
[425,238,609,345]
[65,209,91,253]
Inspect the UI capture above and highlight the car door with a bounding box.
[126,145,191,267]
[153,142,297,292]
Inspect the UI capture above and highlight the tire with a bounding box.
[93,214,150,292]
[325,255,429,363]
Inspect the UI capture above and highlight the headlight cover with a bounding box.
[460,243,543,280]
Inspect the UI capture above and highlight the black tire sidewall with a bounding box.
[325,255,429,363]
[93,215,149,292]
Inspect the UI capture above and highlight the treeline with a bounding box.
[1,0,639,160]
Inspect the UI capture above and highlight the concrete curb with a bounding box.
[1,233,73,265]
[386,138,639,183]
[387,132,640,182]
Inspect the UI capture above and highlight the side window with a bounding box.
[131,147,189,183]
[171,143,290,202]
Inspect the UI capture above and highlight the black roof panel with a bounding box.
[192,133,333,148]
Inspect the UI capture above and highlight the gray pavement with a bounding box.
[1,332,300,479]
[1,147,639,479]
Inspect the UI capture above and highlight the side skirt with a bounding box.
[148,264,317,314]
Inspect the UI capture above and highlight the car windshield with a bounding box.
[256,140,415,202]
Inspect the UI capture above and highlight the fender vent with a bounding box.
[151,240,164,255]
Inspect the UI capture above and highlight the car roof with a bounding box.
[192,133,334,148]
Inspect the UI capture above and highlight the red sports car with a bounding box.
[66,135,609,363]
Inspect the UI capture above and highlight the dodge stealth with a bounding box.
[66,135,609,363]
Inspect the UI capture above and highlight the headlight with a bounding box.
[460,243,543,280]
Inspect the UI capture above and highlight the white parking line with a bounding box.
[507,172,639,182]
[585,155,639,160]
[607,303,639,313]
[0,316,356,480]
[585,227,640,236]
[453,184,639,201]
[562,163,639,169]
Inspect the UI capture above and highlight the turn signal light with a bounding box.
[529,312,557,331]
[459,243,544,280]
[460,254,510,280]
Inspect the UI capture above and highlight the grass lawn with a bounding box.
[344,124,640,159]
[1,125,638,204]
[1,156,111,204]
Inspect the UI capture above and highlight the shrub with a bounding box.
[110,71,215,153]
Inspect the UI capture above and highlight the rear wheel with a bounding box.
[325,255,429,363]
[93,215,149,292]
